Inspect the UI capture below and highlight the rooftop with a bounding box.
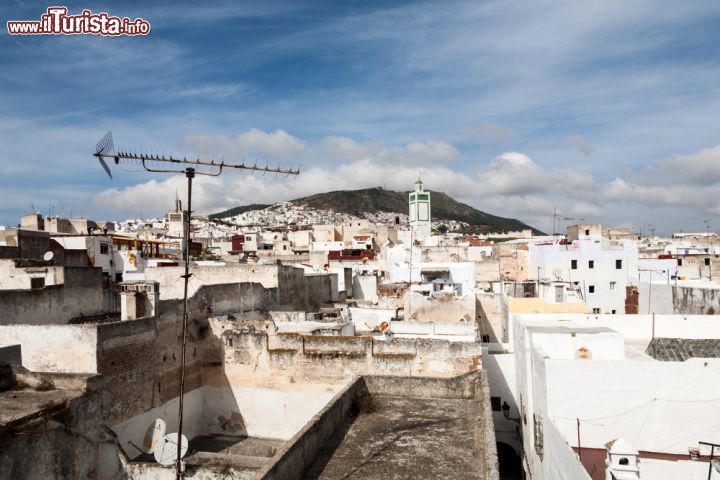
[646,337,720,361]
[302,395,488,479]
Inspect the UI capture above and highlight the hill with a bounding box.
[294,187,540,234]
[211,187,541,234]
[209,203,272,220]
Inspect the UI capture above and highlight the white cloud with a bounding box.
[182,128,306,161]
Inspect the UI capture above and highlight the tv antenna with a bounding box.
[93,130,299,479]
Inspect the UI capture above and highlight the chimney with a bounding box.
[120,281,160,320]
[605,438,640,480]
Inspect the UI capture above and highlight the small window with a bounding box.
[247,236,252,241]
[588,285,595,293]
[100,243,109,254]
[481,334,490,343]
[283,245,287,250]
[585,229,590,235]
[491,396,501,411]
[592,307,600,314]
[571,259,577,270]
[31,277,45,289]
[611,310,617,314]
[588,260,594,269]
[610,281,616,291]
[677,258,683,266]
[616,259,622,269]
[619,458,629,466]
[706,258,711,266]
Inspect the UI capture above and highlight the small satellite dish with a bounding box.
[43,251,54,262]
[154,432,188,466]
[552,268,563,280]
[143,418,166,454]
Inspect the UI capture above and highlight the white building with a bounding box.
[506,312,720,480]
[528,226,639,314]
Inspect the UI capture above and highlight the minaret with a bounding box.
[409,177,431,243]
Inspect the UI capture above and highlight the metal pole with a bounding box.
[709,444,715,480]
[176,167,194,479]
[577,418,582,462]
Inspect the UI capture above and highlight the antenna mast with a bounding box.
[92,131,299,479]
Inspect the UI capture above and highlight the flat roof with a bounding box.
[302,395,488,479]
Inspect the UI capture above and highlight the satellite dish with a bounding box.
[153,432,188,466]
[143,418,166,454]
[43,251,54,262]
[552,268,563,280]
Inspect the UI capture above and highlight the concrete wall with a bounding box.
[542,418,592,480]
[218,319,483,383]
[0,266,116,325]
[508,297,589,314]
[111,388,205,460]
[255,377,369,480]
[144,264,283,299]
[352,274,378,303]
[257,372,499,480]
[640,283,720,315]
[544,358,720,455]
[199,385,337,440]
[0,324,97,373]
[405,290,476,323]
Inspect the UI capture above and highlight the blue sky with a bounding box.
[2,0,720,234]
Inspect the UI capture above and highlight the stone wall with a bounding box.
[0,266,116,325]
[214,318,482,384]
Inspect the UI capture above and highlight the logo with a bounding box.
[7,7,151,36]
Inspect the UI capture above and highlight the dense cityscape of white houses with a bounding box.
[0,181,718,479]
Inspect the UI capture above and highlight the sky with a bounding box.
[2,0,720,235]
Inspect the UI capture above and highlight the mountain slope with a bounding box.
[209,204,272,220]
[292,187,541,234]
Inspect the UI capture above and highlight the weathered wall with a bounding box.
[257,371,499,480]
[255,377,369,480]
[0,267,116,325]
[145,264,282,299]
[214,318,483,384]
[405,291,476,323]
[476,293,503,343]
[0,324,97,373]
[352,275,378,303]
[640,283,720,315]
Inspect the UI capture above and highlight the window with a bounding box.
[610,281,616,291]
[481,334,491,343]
[611,309,617,314]
[491,396,501,411]
[100,243,109,254]
[616,259,622,269]
[677,258,683,266]
[246,236,252,241]
[584,229,590,235]
[706,258,711,266]
[30,277,45,289]
[588,260,594,269]
[592,307,600,314]
[588,285,595,293]
[571,259,577,270]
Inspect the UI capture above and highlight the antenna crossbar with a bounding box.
[94,151,299,176]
